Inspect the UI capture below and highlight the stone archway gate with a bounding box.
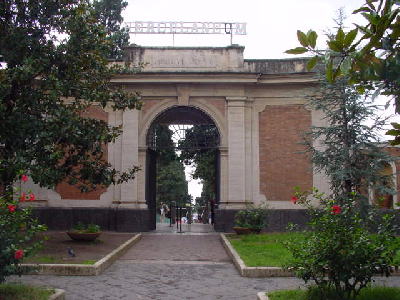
[30,45,333,232]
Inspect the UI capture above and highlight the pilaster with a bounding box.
[311,109,330,204]
[224,97,247,208]
[119,109,140,208]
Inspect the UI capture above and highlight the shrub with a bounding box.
[234,203,268,230]
[284,188,399,300]
[0,176,46,283]
[71,222,101,233]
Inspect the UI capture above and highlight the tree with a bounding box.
[304,76,395,205]
[152,125,178,168]
[286,0,400,143]
[179,125,219,202]
[92,0,130,59]
[151,125,190,208]
[0,0,141,196]
[156,160,189,207]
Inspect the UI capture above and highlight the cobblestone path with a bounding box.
[120,234,230,262]
[9,231,400,299]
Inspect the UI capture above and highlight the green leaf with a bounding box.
[366,0,377,10]
[297,30,309,47]
[307,30,318,49]
[340,57,352,74]
[391,122,400,130]
[362,12,379,25]
[307,56,319,70]
[353,7,372,14]
[356,85,366,94]
[326,60,334,82]
[344,29,358,48]
[285,47,308,55]
[327,40,343,52]
[386,129,400,136]
[336,28,345,43]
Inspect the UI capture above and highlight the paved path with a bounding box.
[9,229,400,299]
[120,234,230,262]
[11,261,305,300]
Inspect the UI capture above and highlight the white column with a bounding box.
[120,109,140,207]
[312,109,331,203]
[224,97,247,209]
[244,99,253,202]
[219,147,229,206]
[136,147,148,209]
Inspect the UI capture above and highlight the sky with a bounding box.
[122,0,398,199]
[122,0,367,59]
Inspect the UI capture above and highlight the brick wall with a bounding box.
[55,106,108,200]
[259,105,312,201]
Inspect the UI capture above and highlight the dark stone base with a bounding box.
[32,207,152,232]
[214,209,310,232]
[214,208,400,233]
[33,207,400,233]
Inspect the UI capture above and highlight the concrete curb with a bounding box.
[221,233,400,278]
[49,288,65,300]
[22,233,142,276]
[256,292,268,300]
[220,233,296,278]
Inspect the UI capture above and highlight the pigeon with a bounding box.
[67,247,76,257]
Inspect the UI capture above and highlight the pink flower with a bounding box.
[8,205,16,212]
[21,175,28,182]
[19,192,27,202]
[331,205,341,215]
[29,193,35,201]
[14,249,24,260]
[291,196,298,204]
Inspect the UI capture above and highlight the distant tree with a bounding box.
[179,125,219,203]
[0,0,141,197]
[152,125,189,208]
[152,125,178,168]
[92,0,130,59]
[156,160,189,208]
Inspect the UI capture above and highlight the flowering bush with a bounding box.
[0,175,46,283]
[285,188,399,300]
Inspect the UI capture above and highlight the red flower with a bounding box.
[19,192,27,202]
[29,193,35,201]
[21,175,28,182]
[8,205,16,212]
[14,249,24,260]
[331,205,341,215]
[291,196,298,204]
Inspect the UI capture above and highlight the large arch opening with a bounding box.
[145,106,221,231]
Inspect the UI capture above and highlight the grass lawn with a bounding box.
[227,232,300,267]
[227,233,400,267]
[0,283,53,300]
[268,286,400,300]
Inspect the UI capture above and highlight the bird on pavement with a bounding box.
[67,247,76,257]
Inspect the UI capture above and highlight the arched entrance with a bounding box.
[145,106,221,230]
